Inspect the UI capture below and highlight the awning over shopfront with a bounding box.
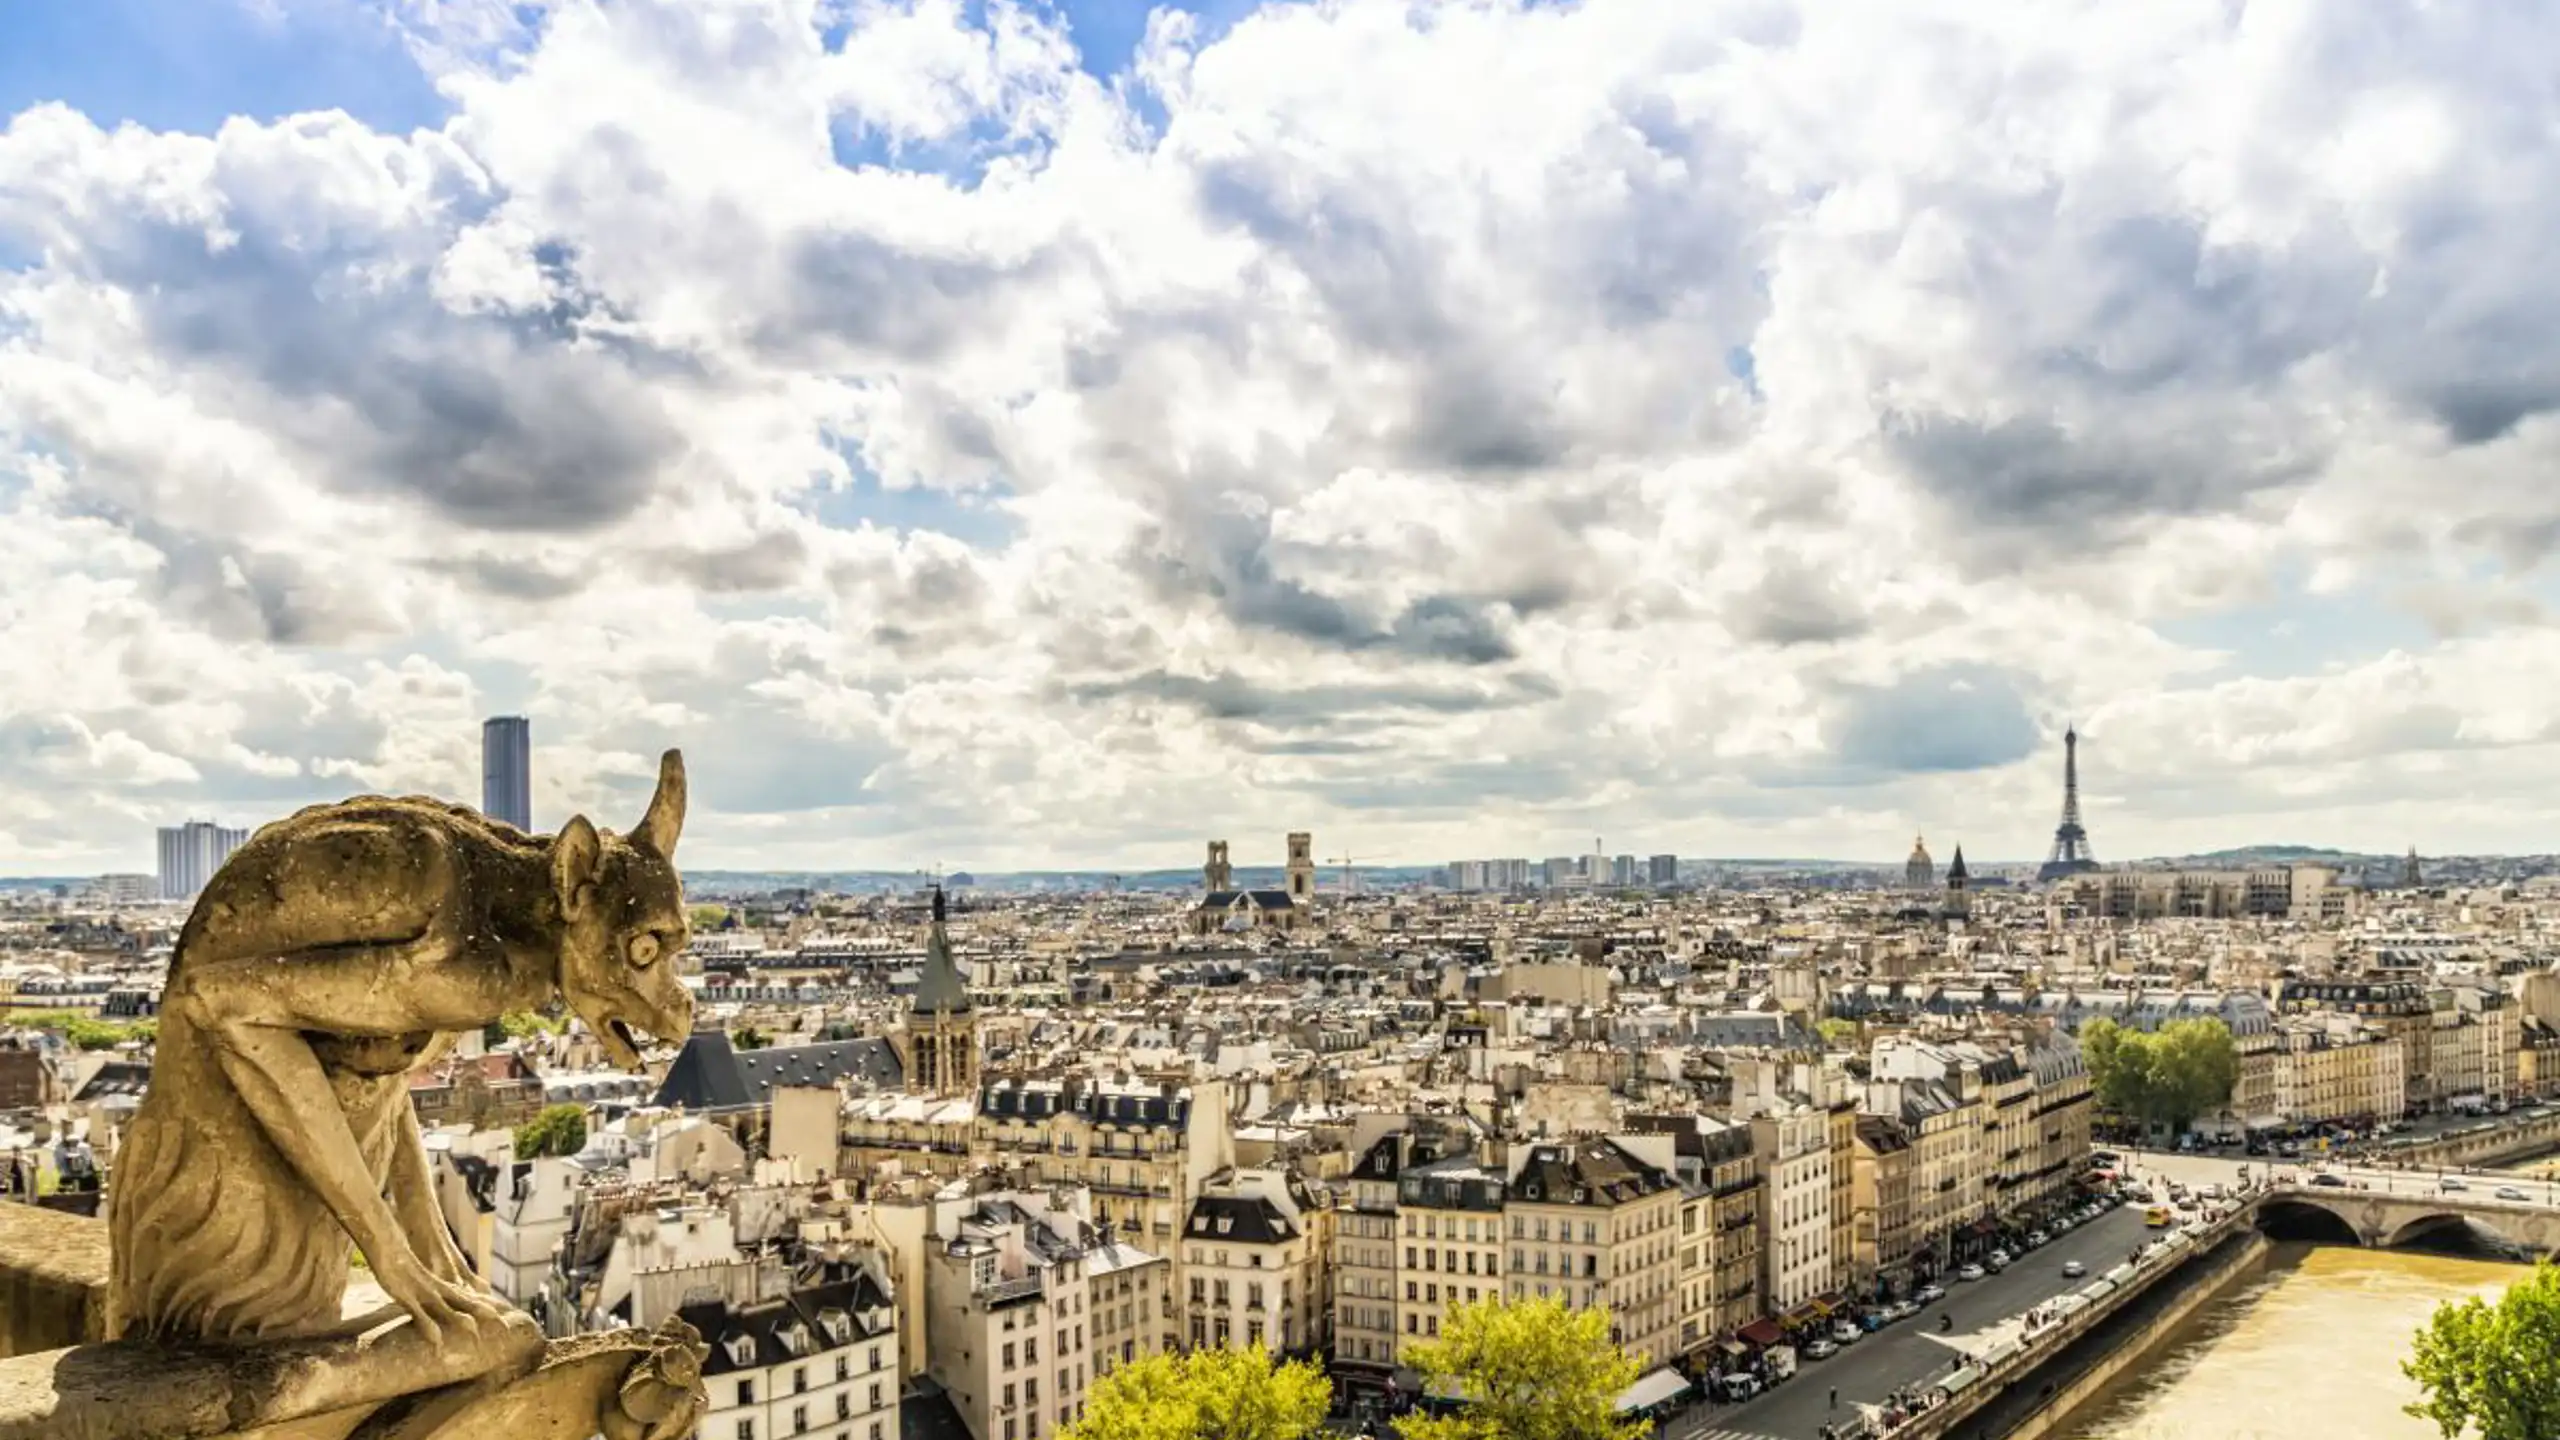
[1614,1368,1691,1414]
[1782,1302,1827,1328]
[1737,1319,1786,1348]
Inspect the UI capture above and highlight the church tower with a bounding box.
[1286,831,1316,904]
[1943,845,1971,920]
[1205,840,1233,893]
[905,886,978,1097]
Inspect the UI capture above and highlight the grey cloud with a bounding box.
[52,198,688,533]
[665,527,812,594]
[1729,562,1869,647]
[1827,665,2039,775]
[422,553,595,602]
[1064,668,1558,729]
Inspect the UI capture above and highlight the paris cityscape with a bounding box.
[6,3,2560,1440]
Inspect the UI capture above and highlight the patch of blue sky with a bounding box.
[2153,560,2435,679]
[0,0,451,137]
[806,459,1022,550]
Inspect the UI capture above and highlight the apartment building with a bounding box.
[1749,1108,1835,1313]
[2273,1018,2408,1126]
[975,1077,1237,1246]
[923,1192,1097,1440]
[2023,1037,2093,1207]
[1086,1235,1174,1379]
[1703,1121,1763,1338]
[1504,1136,1681,1366]
[687,1271,901,1440]
[1396,1150,1507,1357]
[1851,1114,1916,1290]
[1826,1101,1858,1293]
[1181,1169,1324,1357]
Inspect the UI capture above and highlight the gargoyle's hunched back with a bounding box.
[105,797,548,1343]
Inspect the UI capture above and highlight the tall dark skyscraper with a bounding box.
[481,716,532,832]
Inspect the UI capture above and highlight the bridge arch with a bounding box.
[2255,1196,2363,1246]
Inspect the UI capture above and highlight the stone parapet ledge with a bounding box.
[0,1204,111,1356]
[0,1312,546,1440]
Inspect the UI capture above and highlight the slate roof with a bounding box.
[652,1030,902,1112]
[73,1062,150,1102]
[680,1274,894,1377]
[1508,1139,1674,1207]
[912,914,973,1017]
[1184,1193,1295,1245]
[978,1077,1193,1129]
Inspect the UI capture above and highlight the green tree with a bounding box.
[1397,1294,1650,1440]
[733,1025,772,1051]
[2405,1261,2560,1439]
[2081,1017,2237,1134]
[1815,1017,1859,1049]
[1060,1348,1329,1440]
[688,904,730,930]
[514,1103,588,1159]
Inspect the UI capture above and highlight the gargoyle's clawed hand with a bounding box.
[378,1254,510,1350]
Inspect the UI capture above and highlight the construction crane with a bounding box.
[1326,853,1361,897]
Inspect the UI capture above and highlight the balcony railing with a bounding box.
[979,1275,1044,1305]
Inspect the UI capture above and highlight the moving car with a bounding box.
[2062,1260,2086,1278]
[1716,1373,1761,1404]
[2497,1186,2530,1201]
[2144,1205,2175,1226]
[1914,1283,1947,1304]
[1804,1337,1839,1360]
[1956,1264,1987,1282]
[2311,1174,2348,1188]
[2442,1177,2470,1193]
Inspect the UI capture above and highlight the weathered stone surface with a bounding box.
[0,1312,543,1440]
[0,1206,110,1356]
[106,751,696,1347]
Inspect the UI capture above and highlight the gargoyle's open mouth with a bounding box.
[610,1018,641,1054]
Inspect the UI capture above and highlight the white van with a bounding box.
[1717,1373,1761,1403]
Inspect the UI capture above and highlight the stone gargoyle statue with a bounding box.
[106,750,699,1351]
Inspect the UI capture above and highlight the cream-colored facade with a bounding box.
[1087,1239,1173,1379]
[1826,1103,1858,1294]
[923,1191,1097,1440]
[1851,1114,1916,1286]
[2274,1019,2408,1126]
[1749,1108,1835,1312]
[1334,1131,1406,1378]
[1181,1169,1324,1357]
[1504,1136,1682,1366]
[1396,1152,1507,1359]
[1702,1122,1763,1337]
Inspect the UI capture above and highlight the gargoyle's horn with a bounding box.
[636,749,686,856]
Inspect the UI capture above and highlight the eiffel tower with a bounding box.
[2037,725,2099,882]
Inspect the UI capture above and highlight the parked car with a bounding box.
[1914,1283,1947,1304]
[1716,1373,1761,1404]
[2062,1260,2087,1278]
[2027,1229,2051,1246]
[1989,1248,2014,1266]
[1832,1319,1863,1346]
[1804,1337,1839,1360]
[1956,1264,1987,1282]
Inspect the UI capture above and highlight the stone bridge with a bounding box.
[2255,1183,2560,1253]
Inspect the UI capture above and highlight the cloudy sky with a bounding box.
[3,0,2557,876]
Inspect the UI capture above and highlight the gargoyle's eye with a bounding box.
[629,932,662,968]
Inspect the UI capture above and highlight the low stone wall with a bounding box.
[0,1205,109,1358]
[1878,1204,2260,1440]
[1946,1231,2270,1440]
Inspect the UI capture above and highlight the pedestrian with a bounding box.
[1830,1386,1839,1410]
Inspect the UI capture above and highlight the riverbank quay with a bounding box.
[1933,1231,2269,1440]
[1862,1200,2267,1440]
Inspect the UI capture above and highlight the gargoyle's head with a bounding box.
[551,749,697,1071]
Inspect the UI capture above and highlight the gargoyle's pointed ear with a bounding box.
[635,749,685,858]
[554,815,602,920]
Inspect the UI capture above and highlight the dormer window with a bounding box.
[728,1335,758,1366]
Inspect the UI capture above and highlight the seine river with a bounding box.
[2053,1243,2518,1440]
